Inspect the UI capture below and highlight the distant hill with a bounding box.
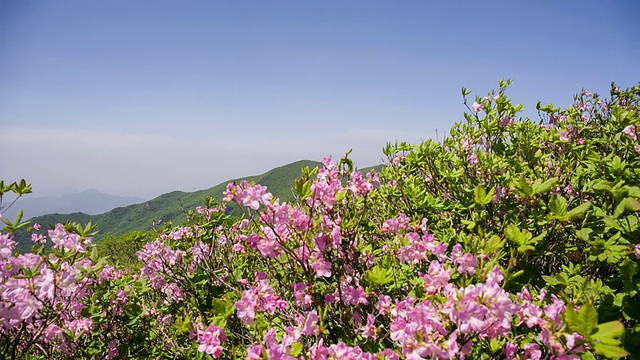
[11,160,383,253]
[2,189,146,221]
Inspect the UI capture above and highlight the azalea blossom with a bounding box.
[472,101,484,113]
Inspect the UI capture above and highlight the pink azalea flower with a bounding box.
[236,291,258,323]
[302,310,320,336]
[467,153,479,165]
[377,295,393,315]
[292,282,312,307]
[197,325,226,357]
[311,254,332,277]
[361,314,377,340]
[324,294,337,304]
[341,285,369,306]
[559,131,570,141]
[247,344,265,360]
[623,124,638,140]
[461,137,474,153]
[499,115,514,127]
[422,260,451,294]
[0,233,16,258]
[256,226,280,258]
[31,233,46,245]
[524,343,543,360]
[452,244,477,275]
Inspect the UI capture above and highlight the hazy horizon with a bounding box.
[1,1,639,199]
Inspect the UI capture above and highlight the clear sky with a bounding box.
[1,1,639,199]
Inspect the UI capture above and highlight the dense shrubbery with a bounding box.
[1,81,639,359]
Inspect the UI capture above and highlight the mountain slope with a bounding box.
[12,160,383,253]
[12,160,320,250]
[2,189,146,221]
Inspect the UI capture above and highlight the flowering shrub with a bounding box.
[1,81,639,359]
[379,81,640,356]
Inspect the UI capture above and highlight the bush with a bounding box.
[1,81,639,359]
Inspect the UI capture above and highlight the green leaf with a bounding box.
[614,198,629,218]
[578,302,599,336]
[627,186,640,198]
[211,316,227,328]
[489,338,502,352]
[290,342,303,357]
[210,299,233,316]
[295,178,313,200]
[563,202,592,221]
[461,219,476,230]
[504,224,526,245]
[549,195,568,217]
[176,315,192,333]
[14,209,23,224]
[529,230,547,245]
[577,228,593,242]
[621,260,637,291]
[626,197,640,212]
[473,185,494,206]
[593,343,629,359]
[533,177,558,195]
[564,304,579,329]
[542,274,562,286]
[515,177,533,197]
[366,266,393,286]
[591,180,612,192]
[593,321,625,340]
[517,244,535,253]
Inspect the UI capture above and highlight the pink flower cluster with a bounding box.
[223,180,273,210]
[0,227,123,358]
[235,272,288,324]
[48,224,92,252]
[382,213,411,234]
[137,239,186,300]
[472,102,484,113]
[307,157,342,209]
[623,124,639,144]
[195,204,225,220]
[196,324,226,357]
[347,170,378,196]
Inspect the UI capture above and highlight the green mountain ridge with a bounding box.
[13,160,383,252]
[2,189,146,221]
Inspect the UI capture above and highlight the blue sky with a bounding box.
[1,1,638,199]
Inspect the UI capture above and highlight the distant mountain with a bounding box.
[2,189,146,221]
[11,160,383,253]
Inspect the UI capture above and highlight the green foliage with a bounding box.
[0,180,33,234]
[379,81,640,356]
[565,302,628,358]
[98,230,154,269]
